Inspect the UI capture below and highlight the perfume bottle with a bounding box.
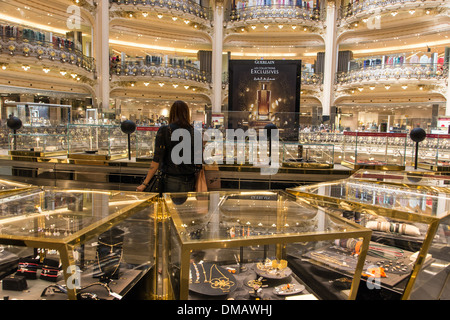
[257,83,271,120]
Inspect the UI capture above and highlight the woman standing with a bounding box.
[136,100,200,193]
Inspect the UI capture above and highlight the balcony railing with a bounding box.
[111,60,211,83]
[339,0,446,20]
[227,4,324,23]
[110,0,212,20]
[336,63,448,84]
[0,35,96,74]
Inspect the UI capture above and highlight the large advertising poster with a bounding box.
[228,59,301,141]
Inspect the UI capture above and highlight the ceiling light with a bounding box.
[131,83,135,87]
[251,25,256,30]
[71,73,77,78]
[369,86,375,90]
[264,25,269,29]
[173,84,178,88]
[409,9,415,14]
[60,71,67,76]
[172,17,178,21]
[144,82,149,86]
[157,14,163,19]
[184,20,190,24]
[142,12,148,17]
[391,11,398,16]
[22,65,30,71]
[159,82,164,87]
[278,25,283,29]
[43,67,50,73]
[402,85,408,89]
[385,84,391,90]
[1,65,7,70]
[184,86,189,89]
[358,87,364,92]
[291,25,297,30]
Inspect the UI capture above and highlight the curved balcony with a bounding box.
[110,0,212,21]
[335,63,448,85]
[111,61,211,85]
[227,4,324,26]
[338,0,447,22]
[0,36,96,75]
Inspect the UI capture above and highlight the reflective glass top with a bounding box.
[164,190,367,244]
[0,188,156,242]
[0,179,33,192]
[350,169,450,188]
[288,179,450,219]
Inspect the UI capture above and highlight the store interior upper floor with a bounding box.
[0,0,449,131]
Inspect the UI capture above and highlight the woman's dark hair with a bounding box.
[169,100,191,128]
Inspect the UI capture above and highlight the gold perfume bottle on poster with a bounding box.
[257,83,271,120]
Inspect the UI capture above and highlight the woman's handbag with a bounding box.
[195,167,208,192]
[143,169,163,196]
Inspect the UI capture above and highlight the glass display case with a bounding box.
[8,133,68,158]
[341,132,407,170]
[0,178,34,195]
[350,169,450,188]
[67,124,128,161]
[287,178,450,300]
[4,102,71,127]
[282,143,334,168]
[0,187,158,300]
[135,126,159,162]
[413,133,450,172]
[163,190,372,300]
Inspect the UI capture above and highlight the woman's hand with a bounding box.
[136,184,147,192]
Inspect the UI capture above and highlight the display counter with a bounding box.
[282,142,334,168]
[67,124,128,161]
[414,133,450,172]
[287,177,450,299]
[9,132,68,158]
[341,132,407,170]
[163,190,372,300]
[135,126,159,162]
[0,187,158,300]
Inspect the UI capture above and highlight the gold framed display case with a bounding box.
[287,178,450,300]
[341,132,407,170]
[414,133,450,172]
[163,190,372,300]
[282,143,334,168]
[135,126,159,162]
[0,187,158,300]
[67,124,128,161]
[8,133,68,158]
[0,178,34,195]
[350,169,450,188]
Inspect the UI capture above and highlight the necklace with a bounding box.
[192,263,200,283]
[209,264,235,293]
[200,262,208,283]
[310,251,349,267]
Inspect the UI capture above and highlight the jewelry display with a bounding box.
[189,262,237,296]
[273,283,305,296]
[368,243,404,260]
[92,227,125,281]
[255,258,292,279]
[366,221,421,237]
